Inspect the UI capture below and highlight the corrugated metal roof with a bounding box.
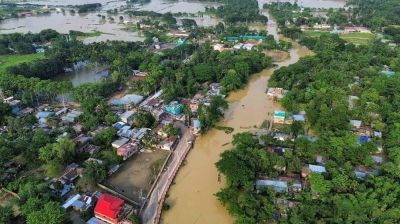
[309,164,326,173]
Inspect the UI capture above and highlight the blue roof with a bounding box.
[382,70,395,77]
[72,200,85,208]
[293,114,305,121]
[37,111,54,118]
[309,164,326,173]
[193,119,200,128]
[355,171,366,179]
[87,217,108,224]
[113,122,126,130]
[358,135,369,143]
[62,194,80,209]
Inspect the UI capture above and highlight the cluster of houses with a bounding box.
[109,82,225,158]
[266,87,289,100]
[273,110,305,125]
[1,66,228,222]
[148,28,189,52]
[212,35,265,52]
[301,23,371,34]
[257,80,386,218]
[255,151,327,196]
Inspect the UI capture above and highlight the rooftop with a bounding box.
[94,193,124,220]
[111,94,144,106]
[274,110,286,118]
[256,179,288,193]
[308,164,326,173]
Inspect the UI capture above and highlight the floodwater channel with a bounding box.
[160,11,312,224]
[53,63,109,87]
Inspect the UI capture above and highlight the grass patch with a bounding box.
[0,53,45,74]
[304,30,375,45]
[215,126,234,134]
[339,32,375,45]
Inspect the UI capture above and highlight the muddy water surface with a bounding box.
[161,14,312,224]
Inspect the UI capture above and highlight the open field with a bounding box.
[304,30,375,45]
[339,32,376,45]
[0,53,45,74]
[107,149,170,203]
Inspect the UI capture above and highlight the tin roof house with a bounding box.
[274,110,286,124]
[301,164,326,178]
[164,101,183,115]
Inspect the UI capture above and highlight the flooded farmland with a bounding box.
[0,0,220,42]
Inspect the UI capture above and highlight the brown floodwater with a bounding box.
[0,0,220,43]
[161,12,312,224]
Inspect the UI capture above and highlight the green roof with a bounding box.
[381,70,395,77]
[175,38,186,46]
[165,101,183,115]
[226,36,239,42]
[274,111,286,118]
[240,35,265,40]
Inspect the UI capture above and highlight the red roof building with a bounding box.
[94,193,124,224]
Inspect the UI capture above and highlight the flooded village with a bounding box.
[2,0,394,223]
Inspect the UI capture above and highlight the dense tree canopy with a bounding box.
[217,25,400,223]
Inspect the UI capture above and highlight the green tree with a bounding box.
[93,128,117,147]
[0,101,11,125]
[0,206,13,224]
[309,173,331,195]
[26,201,65,224]
[79,161,107,190]
[221,69,242,91]
[162,124,179,137]
[133,110,155,128]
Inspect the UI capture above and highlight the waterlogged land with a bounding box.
[0,0,220,42]
[161,17,312,224]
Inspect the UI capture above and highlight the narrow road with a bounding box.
[141,124,194,224]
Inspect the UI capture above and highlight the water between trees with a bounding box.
[160,12,312,224]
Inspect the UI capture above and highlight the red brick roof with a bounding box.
[94,193,124,220]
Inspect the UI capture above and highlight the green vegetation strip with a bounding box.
[215,126,234,134]
[0,53,45,74]
[304,30,375,44]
